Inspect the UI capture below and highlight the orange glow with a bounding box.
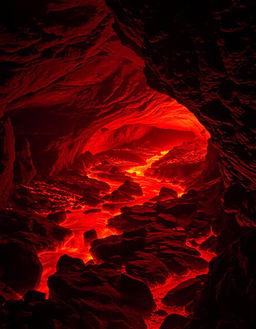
[38,210,117,295]
[37,143,213,329]
[127,150,169,176]
[37,149,186,296]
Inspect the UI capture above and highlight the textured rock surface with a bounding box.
[160,314,188,329]
[48,257,155,328]
[14,136,36,184]
[162,276,205,307]
[105,1,256,328]
[0,209,71,294]
[107,0,256,225]
[0,117,15,208]
[0,0,206,180]
[0,240,42,294]
[186,230,256,329]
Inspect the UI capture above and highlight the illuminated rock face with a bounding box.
[107,0,256,225]
[1,0,207,181]
[104,1,256,329]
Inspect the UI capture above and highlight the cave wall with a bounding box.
[106,0,256,226]
[0,0,206,184]
[0,117,15,207]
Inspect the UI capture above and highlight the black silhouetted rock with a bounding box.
[0,209,71,252]
[108,212,156,231]
[0,117,15,208]
[151,186,178,201]
[47,261,155,329]
[0,208,72,295]
[118,179,143,196]
[108,189,135,202]
[158,249,208,276]
[108,204,157,231]
[90,235,122,261]
[0,281,19,300]
[162,276,206,307]
[160,313,188,329]
[54,172,110,197]
[103,202,123,212]
[84,229,98,244]
[56,255,85,272]
[157,213,178,228]
[82,194,103,207]
[119,273,156,315]
[83,208,101,214]
[23,290,46,302]
[47,211,67,223]
[126,251,169,285]
[91,233,146,262]
[105,179,143,202]
[167,203,197,217]
[0,240,42,294]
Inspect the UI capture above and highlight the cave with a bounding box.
[0,1,255,329]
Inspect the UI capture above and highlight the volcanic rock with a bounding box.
[0,240,42,294]
[23,290,46,303]
[91,233,146,262]
[84,229,98,244]
[0,209,71,252]
[47,261,155,329]
[162,276,206,307]
[151,186,178,201]
[0,117,15,208]
[47,211,67,223]
[119,273,156,315]
[147,140,206,186]
[108,212,156,231]
[125,251,169,285]
[118,179,143,196]
[56,255,85,272]
[82,194,103,207]
[107,189,135,202]
[54,172,110,197]
[160,313,188,329]
[83,208,101,214]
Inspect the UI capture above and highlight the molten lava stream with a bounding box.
[38,210,117,295]
[38,147,206,325]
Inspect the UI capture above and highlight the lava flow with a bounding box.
[38,150,186,294]
[127,150,169,176]
[37,145,215,329]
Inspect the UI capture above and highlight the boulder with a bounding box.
[47,211,67,223]
[162,276,205,307]
[0,240,42,294]
[84,229,98,244]
[160,314,188,329]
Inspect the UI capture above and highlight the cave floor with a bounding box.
[28,160,216,329]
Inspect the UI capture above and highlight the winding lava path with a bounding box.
[37,151,215,329]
